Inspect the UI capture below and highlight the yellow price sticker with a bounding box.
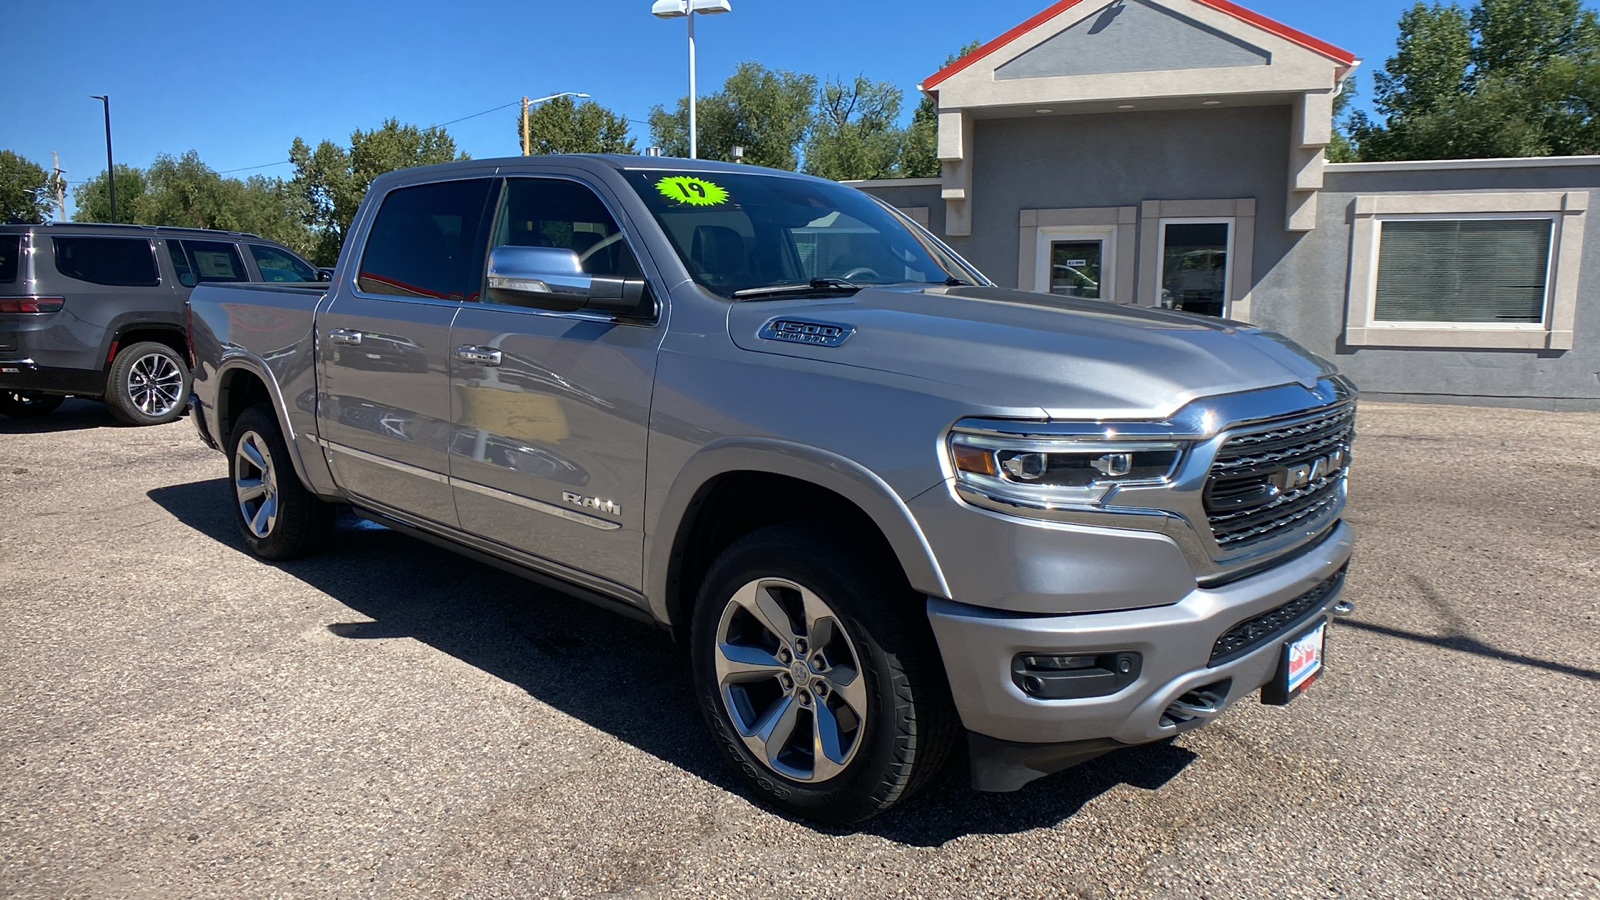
[656,176,729,207]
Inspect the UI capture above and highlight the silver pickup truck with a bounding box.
[187,155,1355,824]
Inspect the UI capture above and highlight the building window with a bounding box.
[1345,191,1587,350]
[1020,207,1137,303]
[1157,219,1232,317]
[1372,219,1551,324]
[1036,225,1118,300]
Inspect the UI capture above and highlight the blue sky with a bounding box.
[0,0,1537,205]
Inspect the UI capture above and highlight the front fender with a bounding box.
[644,437,951,626]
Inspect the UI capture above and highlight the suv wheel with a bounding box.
[690,521,958,825]
[0,390,65,418]
[227,404,335,560]
[105,341,190,426]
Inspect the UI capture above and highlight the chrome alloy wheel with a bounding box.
[233,430,279,539]
[714,578,870,783]
[126,351,184,418]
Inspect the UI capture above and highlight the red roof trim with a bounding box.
[923,0,1088,91]
[1192,0,1356,65]
[921,0,1354,92]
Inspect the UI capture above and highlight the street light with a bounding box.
[521,91,591,156]
[651,0,731,160]
[90,95,115,223]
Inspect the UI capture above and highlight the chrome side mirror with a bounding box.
[486,245,651,318]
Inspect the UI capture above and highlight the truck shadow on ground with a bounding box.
[147,477,1195,846]
[0,398,123,434]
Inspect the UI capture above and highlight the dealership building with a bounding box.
[857,0,1600,410]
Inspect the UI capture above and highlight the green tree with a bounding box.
[648,62,817,169]
[290,118,467,265]
[71,164,149,224]
[1328,75,1360,163]
[901,40,981,178]
[1349,0,1600,160]
[1,151,52,223]
[516,96,636,155]
[802,76,906,181]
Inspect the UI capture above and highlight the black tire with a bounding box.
[105,340,191,426]
[0,390,65,418]
[227,403,335,560]
[690,521,958,825]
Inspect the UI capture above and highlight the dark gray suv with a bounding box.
[0,223,323,424]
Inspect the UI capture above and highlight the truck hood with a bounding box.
[725,285,1336,421]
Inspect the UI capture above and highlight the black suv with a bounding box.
[0,223,324,424]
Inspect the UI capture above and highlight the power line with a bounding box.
[206,100,524,176]
[430,99,521,129]
[217,160,293,174]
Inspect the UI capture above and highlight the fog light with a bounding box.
[1013,651,1142,699]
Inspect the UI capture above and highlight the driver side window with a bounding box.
[493,178,642,282]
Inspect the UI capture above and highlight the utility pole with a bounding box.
[521,96,530,156]
[50,152,67,222]
[90,95,115,223]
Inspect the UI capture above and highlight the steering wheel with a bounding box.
[579,231,626,265]
[841,267,881,281]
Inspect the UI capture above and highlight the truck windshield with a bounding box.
[623,169,983,298]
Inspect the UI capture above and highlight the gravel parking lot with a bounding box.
[1,399,1596,899]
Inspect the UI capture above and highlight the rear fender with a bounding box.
[213,352,338,498]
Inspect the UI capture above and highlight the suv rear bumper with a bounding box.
[927,521,1353,786]
[0,360,106,397]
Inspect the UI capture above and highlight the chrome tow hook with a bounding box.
[1331,599,1355,618]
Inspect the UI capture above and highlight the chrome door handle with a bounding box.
[455,345,503,367]
[328,328,363,345]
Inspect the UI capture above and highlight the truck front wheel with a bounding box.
[690,521,958,825]
[227,404,335,560]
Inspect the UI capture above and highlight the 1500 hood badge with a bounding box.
[759,318,855,348]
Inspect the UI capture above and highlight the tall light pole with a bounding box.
[90,95,115,223]
[520,91,591,156]
[650,0,731,160]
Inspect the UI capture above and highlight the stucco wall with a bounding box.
[950,106,1293,292]
[1258,166,1600,410]
[857,127,1600,410]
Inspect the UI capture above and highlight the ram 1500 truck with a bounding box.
[187,155,1356,825]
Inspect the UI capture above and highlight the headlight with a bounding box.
[948,430,1185,511]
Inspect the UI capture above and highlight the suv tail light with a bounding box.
[0,297,65,313]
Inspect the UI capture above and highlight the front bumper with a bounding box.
[928,520,1352,785]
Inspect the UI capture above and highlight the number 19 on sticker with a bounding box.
[656,176,729,207]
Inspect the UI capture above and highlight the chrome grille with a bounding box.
[1204,402,1354,552]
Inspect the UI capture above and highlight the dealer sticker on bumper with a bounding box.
[1285,621,1326,693]
[1262,618,1328,706]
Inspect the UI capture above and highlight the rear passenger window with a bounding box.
[358,179,493,301]
[52,237,160,287]
[0,235,19,284]
[248,245,318,282]
[173,240,249,284]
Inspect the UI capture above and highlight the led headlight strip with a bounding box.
[948,429,1186,512]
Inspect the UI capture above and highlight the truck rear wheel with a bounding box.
[0,390,64,418]
[227,404,335,560]
[690,521,957,825]
[105,341,190,426]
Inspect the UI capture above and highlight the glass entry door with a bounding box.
[1158,220,1232,317]
[1048,240,1104,298]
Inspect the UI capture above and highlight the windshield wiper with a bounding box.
[731,278,864,300]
